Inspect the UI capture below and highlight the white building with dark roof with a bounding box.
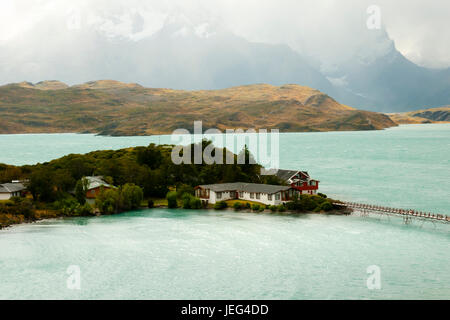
[0,182,26,200]
[195,182,298,206]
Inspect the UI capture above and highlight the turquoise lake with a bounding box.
[0,124,449,299]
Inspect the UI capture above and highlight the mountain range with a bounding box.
[389,106,450,124]
[0,80,396,136]
[0,15,448,113]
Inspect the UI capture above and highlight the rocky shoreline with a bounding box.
[0,205,352,230]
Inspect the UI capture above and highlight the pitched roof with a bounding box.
[84,176,113,190]
[274,169,300,181]
[197,182,292,194]
[0,182,26,193]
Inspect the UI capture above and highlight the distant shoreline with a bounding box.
[2,123,450,138]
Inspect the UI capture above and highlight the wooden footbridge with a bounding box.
[334,201,449,225]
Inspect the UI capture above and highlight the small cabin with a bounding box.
[84,176,115,199]
[0,182,26,200]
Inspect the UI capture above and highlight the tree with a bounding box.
[143,169,169,198]
[166,191,178,209]
[120,184,143,210]
[136,144,163,169]
[189,197,202,209]
[182,193,192,209]
[28,167,55,201]
[177,184,194,198]
[53,169,76,193]
[0,166,23,184]
[237,145,260,180]
[95,188,120,214]
[75,178,89,205]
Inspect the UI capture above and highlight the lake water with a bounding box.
[0,209,449,300]
[0,124,449,299]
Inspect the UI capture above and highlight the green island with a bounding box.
[0,141,347,229]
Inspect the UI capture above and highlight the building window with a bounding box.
[310,181,316,186]
[239,191,243,198]
[275,193,280,200]
[268,194,272,201]
[217,192,222,199]
[256,193,260,200]
[250,193,254,199]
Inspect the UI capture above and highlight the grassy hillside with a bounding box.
[388,106,450,124]
[0,80,397,136]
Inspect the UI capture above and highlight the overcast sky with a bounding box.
[0,0,449,69]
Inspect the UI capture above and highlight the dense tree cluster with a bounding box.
[0,141,264,203]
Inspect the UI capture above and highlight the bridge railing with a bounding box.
[334,202,449,222]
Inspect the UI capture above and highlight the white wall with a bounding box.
[0,193,12,200]
[211,191,234,203]
[209,190,283,206]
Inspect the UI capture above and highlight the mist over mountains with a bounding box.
[0,11,449,112]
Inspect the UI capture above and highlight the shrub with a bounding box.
[277,204,286,212]
[0,198,35,219]
[75,203,93,216]
[56,197,79,216]
[244,202,251,209]
[166,191,178,209]
[180,193,202,209]
[318,193,327,199]
[148,199,154,208]
[269,205,278,212]
[285,200,296,211]
[214,201,228,210]
[189,197,202,209]
[299,195,317,211]
[233,202,242,211]
[319,201,333,212]
[182,193,192,209]
[251,204,260,211]
[176,184,194,198]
